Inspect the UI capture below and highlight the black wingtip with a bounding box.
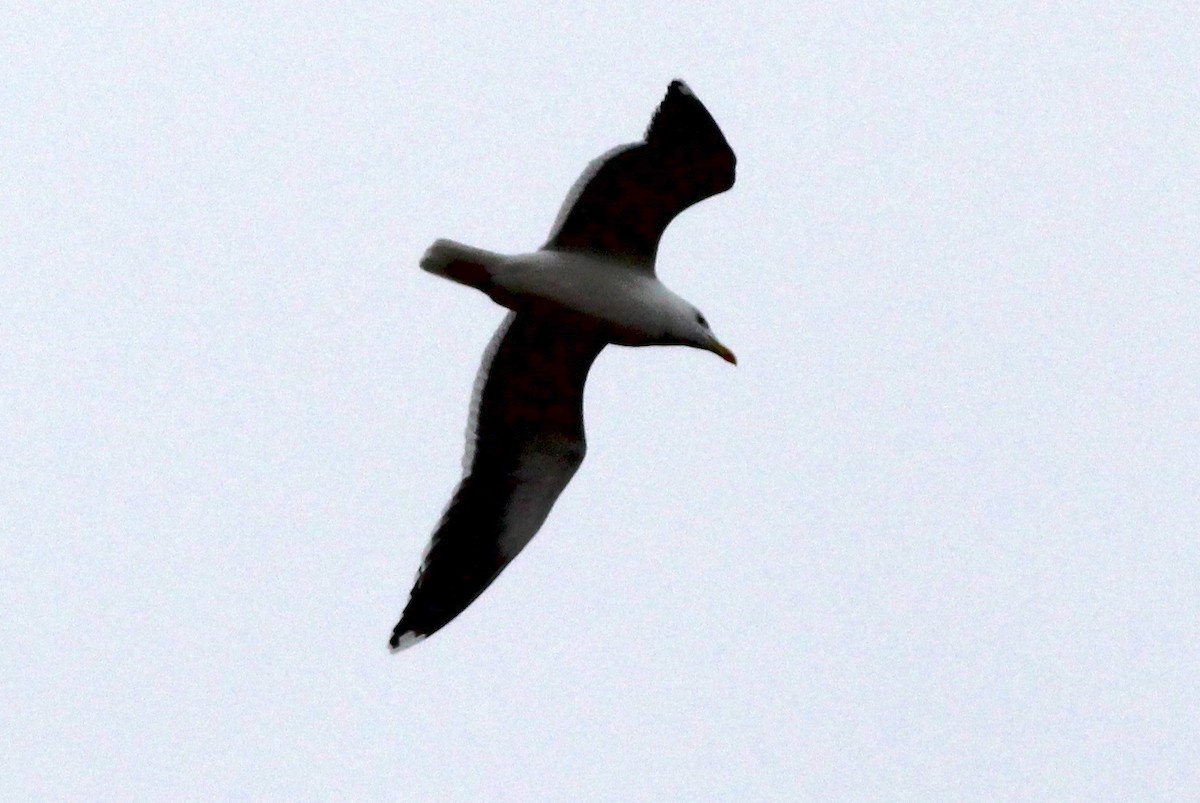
[645,79,733,159]
[389,624,427,652]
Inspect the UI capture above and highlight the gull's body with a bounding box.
[391,80,737,650]
[433,247,713,346]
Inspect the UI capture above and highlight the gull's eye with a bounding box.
[695,313,708,327]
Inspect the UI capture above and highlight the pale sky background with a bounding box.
[3,3,1198,800]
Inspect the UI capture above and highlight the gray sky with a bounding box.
[3,3,1198,800]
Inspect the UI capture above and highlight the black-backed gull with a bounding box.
[391,80,737,650]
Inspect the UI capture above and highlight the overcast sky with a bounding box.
[3,3,1198,800]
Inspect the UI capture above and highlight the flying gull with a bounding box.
[391,80,737,650]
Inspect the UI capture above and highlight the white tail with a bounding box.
[420,239,505,292]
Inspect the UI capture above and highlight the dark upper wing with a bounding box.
[391,311,607,649]
[543,80,737,265]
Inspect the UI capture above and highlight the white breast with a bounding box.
[491,250,683,342]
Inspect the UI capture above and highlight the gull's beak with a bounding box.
[710,340,737,365]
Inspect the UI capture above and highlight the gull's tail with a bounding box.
[420,239,507,294]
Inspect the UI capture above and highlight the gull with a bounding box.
[391,80,737,650]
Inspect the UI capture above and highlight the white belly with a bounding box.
[492,250,680,342]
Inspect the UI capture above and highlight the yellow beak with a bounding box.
[710,341,737,365]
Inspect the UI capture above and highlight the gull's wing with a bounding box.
[390,311,606,649]
[544,80,736,265]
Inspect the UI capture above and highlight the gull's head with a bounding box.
[668,304,737,365]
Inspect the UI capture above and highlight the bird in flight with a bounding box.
[392,80,737,650]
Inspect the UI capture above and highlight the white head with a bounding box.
[658,297,737,364]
